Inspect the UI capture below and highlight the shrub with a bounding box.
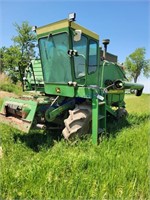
[0,73,22,95]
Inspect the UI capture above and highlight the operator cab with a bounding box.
[36,13,99,96]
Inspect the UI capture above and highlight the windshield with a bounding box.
[39,32,72,83]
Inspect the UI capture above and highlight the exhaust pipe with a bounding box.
[102,39,110,59]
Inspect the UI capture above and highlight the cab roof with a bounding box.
[36,19,99,40]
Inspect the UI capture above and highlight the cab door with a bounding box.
[72,34,87,85]
[86,39,99,86]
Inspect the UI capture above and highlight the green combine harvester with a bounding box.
[0,13,144,144]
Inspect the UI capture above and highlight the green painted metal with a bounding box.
[75,86,93,99]
[106,104,117,117]
[92,98,106,144]
[100,61,126,88]
[98,101,106,133]
[44,84,75,97]
[106,91,125,107]
[45,99,75,122]
[92,98,99,144]
[119,81,144,90]
[30,60,44,84]
[0,16,144,144]
[36,19,144,144]
[23,59,44,92]
[0,98,38,133]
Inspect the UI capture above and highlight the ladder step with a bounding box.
[98,115,105,120]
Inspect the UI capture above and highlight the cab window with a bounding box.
[73,35,87,78]
[88,40,98,74]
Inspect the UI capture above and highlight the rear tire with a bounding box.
[116,107,128,119]
[62,104,92,140]
[135,89,143,96]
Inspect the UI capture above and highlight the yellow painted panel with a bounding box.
[36,19,69,35]
[36,19,99,40]
[107,90,124,94]
[71,22,99,40]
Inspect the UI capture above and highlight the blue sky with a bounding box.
[0,0,149,93]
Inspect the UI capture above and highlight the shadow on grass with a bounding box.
[13,113,149,151]
[107,113,150,138]
[14,129,62,152]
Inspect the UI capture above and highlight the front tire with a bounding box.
[62,104,92,140]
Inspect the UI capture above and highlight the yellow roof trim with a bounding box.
[36,19,99,40]
[36,19,69,35]
[71,22,99,40]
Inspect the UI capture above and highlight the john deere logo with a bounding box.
[56,87,61,93]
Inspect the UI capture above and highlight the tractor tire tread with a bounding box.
[62,104,92,140]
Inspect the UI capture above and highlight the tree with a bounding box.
[125,48,150,83]
[0,21,37,83]
[0,47,7,73]
[12,21,37,61]
[2,46,21,83]
[11,21,37,82]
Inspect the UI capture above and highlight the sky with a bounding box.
[0,0,149,93]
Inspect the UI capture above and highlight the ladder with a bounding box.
[92,98,106,144]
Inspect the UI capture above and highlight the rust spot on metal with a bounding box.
[0,114,32,133]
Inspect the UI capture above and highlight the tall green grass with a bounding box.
[0,73,22,95]
[0,94,149,199]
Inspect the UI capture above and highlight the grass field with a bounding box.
[0,94,149,200]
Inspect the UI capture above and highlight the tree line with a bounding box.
[0,21,150,84]
[0,21,37,83]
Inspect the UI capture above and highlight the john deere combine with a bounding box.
[0,13,144,143]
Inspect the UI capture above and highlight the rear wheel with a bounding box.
[116,107,128,119]
[62,104,92,140]
[135,89,143,96]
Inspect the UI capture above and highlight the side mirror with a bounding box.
[74,30,82,41]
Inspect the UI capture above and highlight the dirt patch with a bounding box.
[0,91,18,99]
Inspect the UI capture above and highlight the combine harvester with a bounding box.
[0,13,144,144]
